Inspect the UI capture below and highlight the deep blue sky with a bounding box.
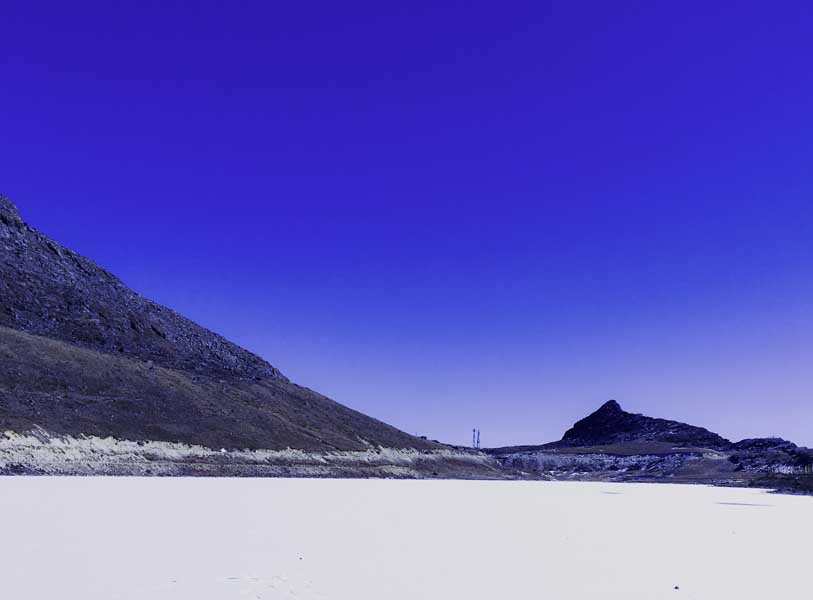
[3,1,813,446]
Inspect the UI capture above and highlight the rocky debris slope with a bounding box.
[1,194,497,476]
[492,445,738,486]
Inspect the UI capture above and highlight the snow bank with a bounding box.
[1,478,810,599]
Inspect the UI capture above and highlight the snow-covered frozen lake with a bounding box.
[2,478,810,599]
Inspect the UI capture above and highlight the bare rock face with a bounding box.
[0,195,22,224]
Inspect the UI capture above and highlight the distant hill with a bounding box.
[556,399,732,449]
[486,400,813,494]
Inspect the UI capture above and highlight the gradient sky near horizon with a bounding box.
[2,1,813,447]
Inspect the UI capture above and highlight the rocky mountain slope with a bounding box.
[488,400,813,494]
[0,195,502,478]
[1,197,284,382]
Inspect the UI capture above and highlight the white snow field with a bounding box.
[1,478,811,600]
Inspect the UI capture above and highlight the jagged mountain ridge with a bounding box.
[0,195,442,456]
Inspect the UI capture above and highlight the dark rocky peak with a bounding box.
[557,400,732,450]
[0,196,287,382]
[733,438,797,452]
[0,194,22,224]
[594,399,623,416]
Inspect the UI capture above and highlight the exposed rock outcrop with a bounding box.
[0,195,22,223]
